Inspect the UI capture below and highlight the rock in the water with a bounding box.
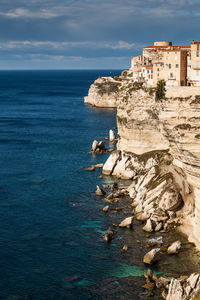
[102,205,109,212]
[122,244,128,251]
[142,219,153,232]
[112,152,136,179]
[119,216,133,228]
[109,129,115,142]
[98,141,105,150]
[85,166,95,171]
[166,279,183,300]
[104,233,112,243]
[96,185,106,196]
[92,140,98,152]
[102,151,121,175]
[167,241,181,254]
[93,163,104,168]
[143,248,160,265]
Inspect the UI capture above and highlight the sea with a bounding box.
[0,70,200,300]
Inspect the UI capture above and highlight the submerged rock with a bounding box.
[85,166,95,171]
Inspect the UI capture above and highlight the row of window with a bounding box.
[155,64,179,69]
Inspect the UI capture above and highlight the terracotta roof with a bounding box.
[191,41,200,45]
[142,64,152,68]
[143,45,190,49]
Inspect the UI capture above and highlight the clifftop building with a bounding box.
[130,40,200,87]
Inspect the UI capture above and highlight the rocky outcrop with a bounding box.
[85,73,200,248]
[84,77,120,107]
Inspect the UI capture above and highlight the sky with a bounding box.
[0,0,200,69]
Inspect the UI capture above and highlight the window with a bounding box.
[196,62,199,68]
[176,64,179,68]
[169,64,171,69]
[196,52,200,57]
[196,70,199,76]
[158,73,159,77]
[157,68,159,71]
[197,44,200,51]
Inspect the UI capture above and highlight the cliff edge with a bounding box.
[85,75,200,249]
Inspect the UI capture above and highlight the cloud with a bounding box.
[0,8,58,19]
[0,40,142,50]
[0,0,199,68]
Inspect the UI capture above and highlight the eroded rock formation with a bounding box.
[85,75,200,250]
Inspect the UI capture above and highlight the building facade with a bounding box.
[130,40,200,87]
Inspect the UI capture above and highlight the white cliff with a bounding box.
[85,75,200,250]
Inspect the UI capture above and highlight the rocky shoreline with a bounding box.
[84,133,200,299]
[84,70,200,299]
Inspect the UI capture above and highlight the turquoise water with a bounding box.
[0,70,151,300]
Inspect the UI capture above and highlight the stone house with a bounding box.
[130,40,200,87]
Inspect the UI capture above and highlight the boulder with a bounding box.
[112,152,136,179]
[96,185,106,196]
[109,129,116,142]
[145,157,158,170]
[167,241,181,254]
[187,273,200,289]
[122,244,128,251]
[136,212,149,221]
[155,222,163,232]
[98,141,105,151]
[166,279,183,300]
[102,205,109,212]
[102,151,121,175]
[143,248,160,265]
[92,140,98,152]
[104,232,112,243]
[142,219,153,232]
[119,216,133,228]
[93,163,104,168]
[159,188,183,211]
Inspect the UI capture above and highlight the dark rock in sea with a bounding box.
[104,232,112,243]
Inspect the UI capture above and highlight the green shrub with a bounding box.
[155,80,166,101]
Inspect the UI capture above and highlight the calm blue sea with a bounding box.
[0,70,148,300]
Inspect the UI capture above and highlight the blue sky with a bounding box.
[0,0,200,69]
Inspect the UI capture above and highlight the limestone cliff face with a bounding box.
[85,76,200,248]
[117,89,200,247]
